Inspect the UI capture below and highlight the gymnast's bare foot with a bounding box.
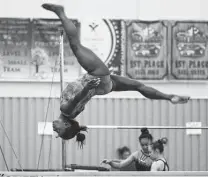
[170,95,190,104]
[42,3,64,15]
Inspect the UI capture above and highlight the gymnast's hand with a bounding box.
[101,159,111,165]
[86,78,101,90]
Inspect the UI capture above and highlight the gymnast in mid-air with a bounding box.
[42,3,190,147]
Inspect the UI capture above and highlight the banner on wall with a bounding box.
[124,20,168,80]
[171,22,208,80]
[0,18,31,79]
[80,19,122,75]
[31,19,80,80]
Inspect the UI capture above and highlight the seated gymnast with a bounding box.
[149,138,169,171]
[101,128,153,171]
[42,3,190,147]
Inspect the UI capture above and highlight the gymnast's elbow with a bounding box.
[60,101,74,115]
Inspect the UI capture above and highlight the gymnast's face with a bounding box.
[140,138,150,153]
[149,147,159,160]
[53,119,71,138]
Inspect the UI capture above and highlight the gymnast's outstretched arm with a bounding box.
[73,78,100,104]
[102,154,134,169]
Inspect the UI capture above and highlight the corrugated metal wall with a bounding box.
[0,97,207,171]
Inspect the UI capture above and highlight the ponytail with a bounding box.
[76,132,86,149]
[79,125,88,132]
[76,125,88,149]
[160,137,168,145]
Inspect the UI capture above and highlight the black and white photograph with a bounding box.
[0,0,207,177]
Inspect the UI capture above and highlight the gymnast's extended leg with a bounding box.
[110,75,190,104]
[42,3,110,76]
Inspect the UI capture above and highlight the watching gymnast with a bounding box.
[149,138,169,171]
[101,128,153,171]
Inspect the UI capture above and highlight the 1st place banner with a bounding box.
[124,20,168,80]
[171,21,208,80]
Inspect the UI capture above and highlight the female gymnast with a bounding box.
[42,3,190,147]
[149,138,169,171]
[102,128,153,171]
